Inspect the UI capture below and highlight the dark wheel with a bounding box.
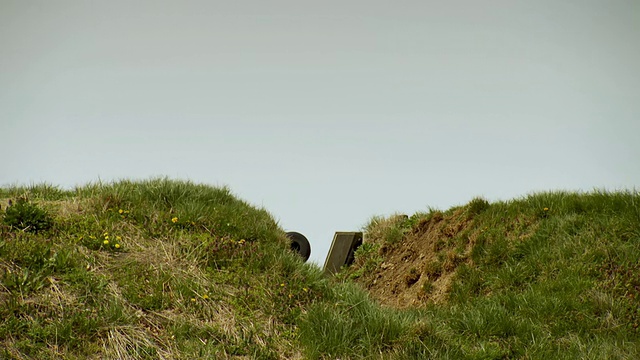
[286,231,311,262]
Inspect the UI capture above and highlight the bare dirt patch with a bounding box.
[356,209,476,308]
[350,207,539,308]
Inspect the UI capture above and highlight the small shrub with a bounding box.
[3,198,53,233]
[364,214,410,246]
[466,197,490,217]
[346,242,382,280]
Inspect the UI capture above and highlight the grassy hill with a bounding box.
[0,179,638,359]
[343,191,640,358]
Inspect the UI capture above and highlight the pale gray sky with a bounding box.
[2,0,639,264]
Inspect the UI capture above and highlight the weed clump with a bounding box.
[364,214,411,245]
[466,197,490,217]
[2,197,53,233]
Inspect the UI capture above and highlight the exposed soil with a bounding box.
[353,209,475,308]
[350,207,539,308]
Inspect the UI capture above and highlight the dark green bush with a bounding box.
[466,197,490,217]
[3,198,53,233]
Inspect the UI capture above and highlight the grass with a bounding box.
[0,179,322,358]
[1,180,639,359]
[345,190,640,359]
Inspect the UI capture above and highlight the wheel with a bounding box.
[286,231,311,262]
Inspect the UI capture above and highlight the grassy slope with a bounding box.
[0,179,639,359]
[344,191,640,359]
[0,179,328,359]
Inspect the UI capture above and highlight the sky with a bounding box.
[1,0,639,264]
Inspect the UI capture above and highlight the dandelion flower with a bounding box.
[543,207,549,211]
[280,283,285,287]
[115,244,121,249]
[118,209,124,214]
[203,294,209,300]
[303,288,308,292]
[172,217,178,223]
[190,298,196,302]
[103,240,109,245]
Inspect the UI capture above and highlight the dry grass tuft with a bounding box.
[103,326,171,360]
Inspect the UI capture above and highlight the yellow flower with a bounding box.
[118,209,124,214]
[203,294,209,300]
[280,283,285,287]
[103,240,109,245]
[303,287,308,292]
[543,207,549,211]
[172,217,178,223]
[103,232,108,237]
[116,236,122,241]
[115,244,121,249]
[190,298,196,302]
[288,293,293,299]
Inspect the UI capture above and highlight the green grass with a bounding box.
[346,190,640,359]
[1,180,639,359]
[0,178,322,358]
